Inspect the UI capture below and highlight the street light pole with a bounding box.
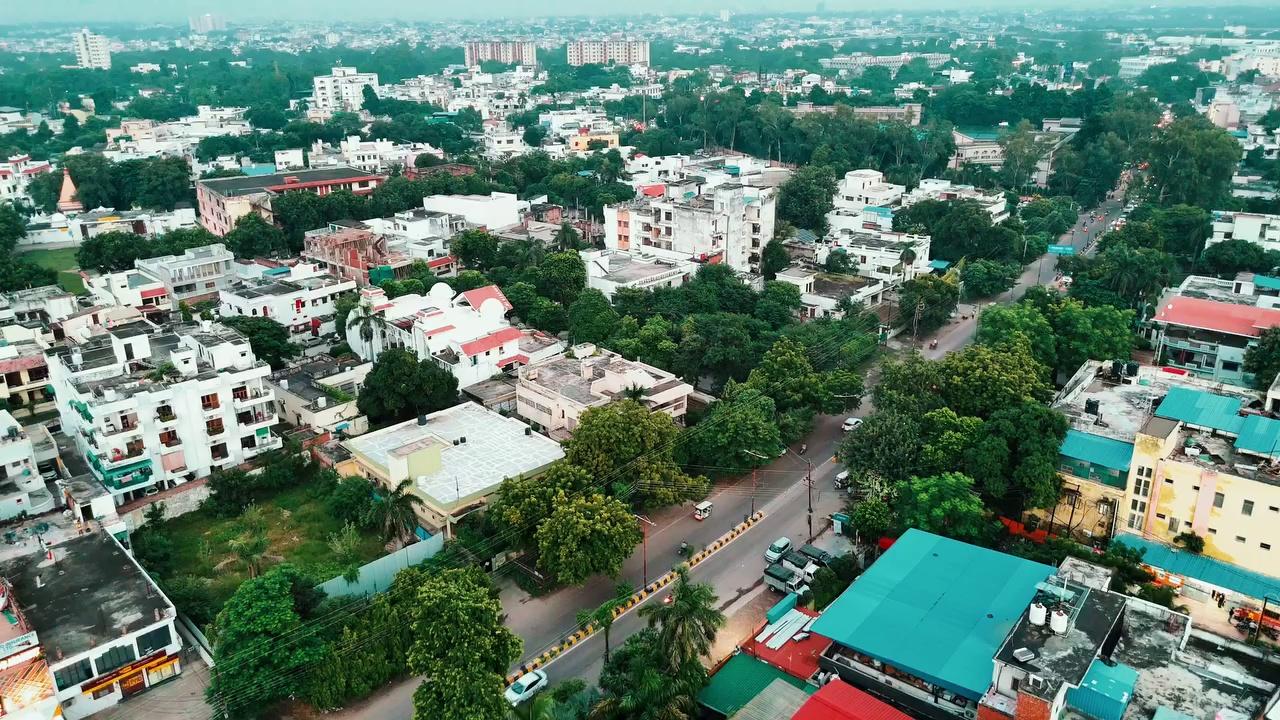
[805,458,814,543]
[634,514,655,586]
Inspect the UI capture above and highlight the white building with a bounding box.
[481,122,529,159]
[1209,211,1280,253]
[832,169,905,214]
[133,243,235,305]
[47,319,284,505]
[538,108,614,139]
[566,40,651,66]
[902,178,1010,223]
[218,263,357,340]
[20,207,199,249]
[775,267,889,319]
[0,410,59,519]
[269,357,372,436]
[517,343,692,438]
[0,154,53,204]
[274,148,305,172]
[818,228,933,286]
[345,285,563,389]
[421,191,525,230]
[1118,55,1175,79]
[581,248,694,300]
[312,67,379,114]
[72,28,111,70]
[463,41,538,67]
[0,285,78,327]
[84,270,172,318]
[602,181,777,274]
[0,531,184,720]
[819,52,950,74]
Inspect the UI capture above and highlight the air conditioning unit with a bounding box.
[1025,675,1047,692]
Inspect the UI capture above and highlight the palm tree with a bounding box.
[227,533,270,578]
[509,694,559,720]
[638,568,725,669]
[576,583,634,663]
[620,384,647,402]
[376,478,426,545]
[346,300,379,351]
[900,245,918,284]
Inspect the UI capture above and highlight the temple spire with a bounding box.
[56,168,83,214]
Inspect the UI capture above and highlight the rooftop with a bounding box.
[1060,429,1134,472]
[696,653,814,717]
[793,679,913,720]
[811,529,1055,700]
[198,166,381,197]
[586,251,687,284]
[342,402,563,510]
[1154,295,1280,338]
[1114,535,1280,603]
[812,272,877,299]
[0,531,172,660]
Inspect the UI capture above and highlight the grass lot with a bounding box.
[159,485,386,611]
[18,247,85,294]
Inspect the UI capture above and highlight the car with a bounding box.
[841,417,863,432]
[834,470,850,490]
[764,537,792,564]
[40,469,60,482]
[505,670,548,706]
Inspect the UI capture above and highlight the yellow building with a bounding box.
[1030,429,1130,540]
[567,132,620,152]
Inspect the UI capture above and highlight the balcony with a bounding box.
[155,407,178,426]
[87,453,153,491]
[100,445,148,470]
[243,435,284,459]
[159,434,182,449]
[201,400,222,416]
[237,410,276,429]
[101,416,142,438]
[206,423,226,438]
[233,389,275,409]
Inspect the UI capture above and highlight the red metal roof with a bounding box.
[423,324,456,336]
[459,285,513,312]
[139,288,167,299]
[427,255,456,268]
[265,175,383,193]
[792,680,912,720]
[640,184,666,197]
[741,608,829,682]
[1154,296,1280,338]
[497,353,530,367]
[460,327,522,357]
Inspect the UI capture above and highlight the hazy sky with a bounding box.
[4,0,1260,24]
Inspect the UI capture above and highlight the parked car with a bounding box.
[505,670,548,706]
[834,470,850,490]
[841,417,863,432]
[764,536,792,564]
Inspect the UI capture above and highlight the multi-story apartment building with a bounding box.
[188,13,226,33]
[517,343,693,439]
[47,319,283,505]
[195,167,385,237]
[72,28,111,70]
[1118,55,1175,79]
[1150,276,1280,385]
[133,243,235,305]
[816,228,933,286]
[0,285,78,327]
[84,269,172,317]
[603,181,777,274]
[566,40,651,66]
[1208,210,1280,253]
[463,41,537,68]
[0,410,59,520]
[775,267,888,318]
[0,154,52,204]
[218,263,356,340]
[901,178,1010,223]
[831,169,905,214]
[0,531,184,720]
[581,249,694,300]
[422,191,524,230]
[345,285,563,389]
[0,343,52,414]
[311,67,379,113]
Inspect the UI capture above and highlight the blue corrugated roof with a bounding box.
[1233,414,1280,455]
[864,205,894,218]
[929,259,952,270]
[1253,275,1280,291]
[1153,708,1197,720]
[1154,386,1244,433]
[1113,534,1280,601]
[1060,430,1133,471]
[810,530,1053,700]
[1066,661,1138,720]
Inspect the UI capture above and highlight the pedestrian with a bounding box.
[1218,594,1225,609]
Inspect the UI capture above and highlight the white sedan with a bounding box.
[505,670,548,706]
[841,417,863,432]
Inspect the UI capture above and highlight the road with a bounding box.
[332,195,1127,720]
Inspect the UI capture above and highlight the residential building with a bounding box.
[831,169,904,215]
[84,270,172,317]
[819,52,950,74]
[342,402,562,535]
[463,41,537,67]
[0,342,51,414]
[312,67,379,113]
[1150,286,1280,385]
[218,263,357,340]
[0,530,184,720]
[0,154,52,204]
[362,208,465,272]
[949,127,1005,169]
[133,242,235,305]
[344,285,564,388]
[538,108,615,138]
[21,207,198,248]
[269,357,372,436]
[72,28,111,70]
[581,248,694,300]
[301,224,414,286]
[566,131,620,152]
[421,191,525,230]
[482,123,529,159]
[603,181,777,274]
[188,13,225,33]
[517,343,693,438]
[196,167,385,236]
[817,228,932,286]
[566,40,651,66]
[1208,210,1280,253]
[775,268,887,318]
[0,575,58,718]
[902,178,1010,223]
[1118,54,1175,79]
[0,285,78,327]
[47,319,283,505]
[0,410,59,519]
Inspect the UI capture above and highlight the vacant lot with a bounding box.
[19,247,85,293]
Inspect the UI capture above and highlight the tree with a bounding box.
[638,568,725,668]
[576,585,635,663]
[566,399,708,508]
[207,565,326,719]
[1200,239,1279,277]
[824,249,857,275]
[839,410,923,483]
[326,475,376,527]
[1050,299,1134,378]
[536,493,641,585]
[567,289,620,344]
[938,341,1052,419]
[777,165,837,234]
[0,203,25,252]
[679,384,782,477]
[977,402,1069,512]
[998,120,1050,191]
[224,213,289,258]
[488,461,592,549]
[136,156,193,211]
[356,348,459,424]
[373,478,426,545]
[896,472,988,542]
[760,240,790,280]
[961,259,1020,298]
[220,316,301,370]
[346,299,379,348]
[1147,117,1242,208]
[451,229,500,270]
[537,251,587,306]
[1245,327,1280,390]
[977,303,1057,372]
[409,568,522,720]
[76,230,151,273]
[554,222,581,250]
[596,628,706,720]
[745,336,861,441]
[753,280,802,330]
[849,498,895,542]
[897,274,959,335]
[246,106,288,130]
[523,123,548,148]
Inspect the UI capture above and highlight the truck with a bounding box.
[763,563,810,595]
[780,550,820,582]
[798,544,835,568]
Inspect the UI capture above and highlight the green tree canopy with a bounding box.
[356,348,459,425]
[777,165,837,234]
[896,472,989,542]
[220,316,301,370]
[1245,327,1280,390]
[536,493,642,585]
[568,288,620,344]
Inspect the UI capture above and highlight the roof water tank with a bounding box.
[1029,602,1047,626]
[1050,608,1069,635]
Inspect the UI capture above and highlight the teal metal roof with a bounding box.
[1233,414,1280,455]
[1253,275,1280,291]
[1060,430,1133,471]
[810,530,1054,700]
[1113,534,1280,601]
[697,653,813,716]
[1066,661,1138,720]
[1154,386,1244,433]
[864,205,893,218]
[1153,708,1197,720]
[929,259,952,270]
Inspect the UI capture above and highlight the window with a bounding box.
[1270,506,1279,513]
[1133,477,1151,498]
[1208,528,1217,534]
[1243,500,1255,516]
[1221,360,1241,372]
[54,658,93,690]
[136,625,172,655]
[1156,513,1166,520]
[1164,478,1174,484]
[1214,492,1225,508]
[93,643,137,676]
[1262,543,1272,551]
[1137,466,1154,479]
[1168,516,1180,533]
[1236,536,1247,543]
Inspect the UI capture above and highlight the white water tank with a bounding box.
[1029,602,1047,626]
[1050,608,1069,635]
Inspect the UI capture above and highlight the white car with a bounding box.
[505,670,548,706]
[765,537,792,564]
[841,417,863,432]
[834,470,850,490]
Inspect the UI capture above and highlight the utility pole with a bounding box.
[912,300,924,349]
[634,514,655,586]
[805,458,814,543]
[744,449,771,515]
